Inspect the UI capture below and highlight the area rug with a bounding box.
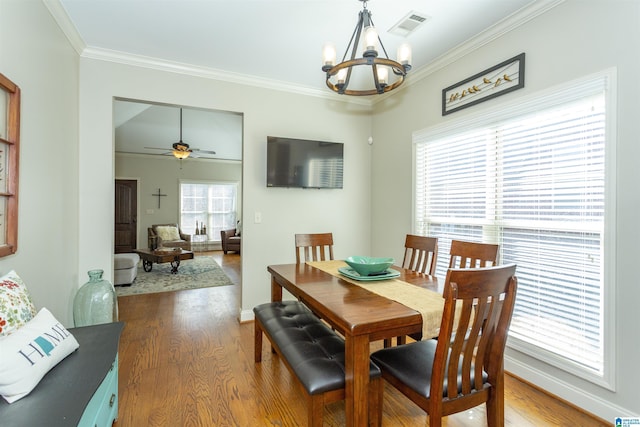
[115,256,233,297]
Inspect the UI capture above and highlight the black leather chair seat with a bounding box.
[254,301,381,395]
[371,339,488,398]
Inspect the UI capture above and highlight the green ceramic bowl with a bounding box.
[344,256,394,276]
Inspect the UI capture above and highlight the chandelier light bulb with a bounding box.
[397,42,412,69]
[322,43,336,71]
[362,26,379,57]
[377,66,389,85]
[337,68,348,85]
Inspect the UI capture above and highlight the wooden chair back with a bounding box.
[402,234,438,275]
[295,233,334,264]
[433,264,517,423]
[448,239,499,269]
[373,264,518,426]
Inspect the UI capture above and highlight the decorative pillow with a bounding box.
[0,307,79,403]
[156,226,181,241]
[236,221,242,236]
[0,270,38,337]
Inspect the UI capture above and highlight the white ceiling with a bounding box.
[114,99,243,160]
[54,0,547,160]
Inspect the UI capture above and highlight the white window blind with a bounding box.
[180,181,237,242]
[414,73,613,384]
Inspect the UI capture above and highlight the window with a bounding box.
[413,71,615,388]
[179,181,238,242]
[0,73,20,258]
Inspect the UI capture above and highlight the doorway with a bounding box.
[114,179,138,253]
[113,98,243,258]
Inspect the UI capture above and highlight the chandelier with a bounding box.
[322,0,412,96]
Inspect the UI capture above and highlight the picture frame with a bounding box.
[442,53,525,116]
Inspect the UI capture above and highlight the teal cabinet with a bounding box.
[78,356,119,427]
[0,322,124,427]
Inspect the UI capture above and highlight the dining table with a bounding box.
[266,260,444,427]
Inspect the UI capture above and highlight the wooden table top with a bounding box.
[267,262,442,341]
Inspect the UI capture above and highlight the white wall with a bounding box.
[371,0,640,420]
[0,0,79,326]
[9,0,634,420]
[78,59,374,323]
[115,153,242,248]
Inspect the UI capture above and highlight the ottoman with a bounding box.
[114,253,140,286]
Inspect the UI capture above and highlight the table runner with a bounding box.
[307,260,446,339]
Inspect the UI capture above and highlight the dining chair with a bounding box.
[402,234,438,275]
[371,264,518,427]
[295,233,334,264]
[448,239,499,268]
[388,234,438,347]
[397,239,500,346]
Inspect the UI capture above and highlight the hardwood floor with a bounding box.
[114,251,608,426]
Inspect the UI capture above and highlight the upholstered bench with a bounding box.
[113,253,139,286]
[254,301,382,427]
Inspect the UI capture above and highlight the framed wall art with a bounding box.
[442,53,525,116]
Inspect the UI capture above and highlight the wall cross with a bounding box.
[152,188,167,208]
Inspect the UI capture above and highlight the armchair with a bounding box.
[148,223,192,251]
[220,228,241,254]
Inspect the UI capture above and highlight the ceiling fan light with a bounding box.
[173,149,190,159]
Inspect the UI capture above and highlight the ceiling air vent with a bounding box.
[388,11,430,37]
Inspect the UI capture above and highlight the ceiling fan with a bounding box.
[145,108,217,159]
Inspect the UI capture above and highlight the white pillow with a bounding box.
[156,226,181,241]
[0,307,79,403]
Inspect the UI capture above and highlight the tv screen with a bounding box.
[267,136,344,189]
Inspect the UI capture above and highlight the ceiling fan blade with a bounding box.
[191,148,217,155]
[144,146,171,150]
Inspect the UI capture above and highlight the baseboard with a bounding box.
[505,356,637,422]
[239,308,254,323]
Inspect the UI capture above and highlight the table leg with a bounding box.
[170,257,181,274]
[344,334,371,427]
[271,276,283,302]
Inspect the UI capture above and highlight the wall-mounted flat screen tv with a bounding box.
[267,136,344,189]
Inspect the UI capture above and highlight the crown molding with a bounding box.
[42,0,86,55]
[372,0,565,104]
[45,0,563,107]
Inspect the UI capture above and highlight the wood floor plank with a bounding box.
[114,252,608,426]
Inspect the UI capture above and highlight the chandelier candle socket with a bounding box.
[322,0,412,96]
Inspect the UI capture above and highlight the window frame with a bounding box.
[178,179,238,242]
[0,73,20,258]
[412,69,617,390]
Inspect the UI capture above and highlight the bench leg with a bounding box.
[254,320,263,363]
[308,394,323,427]
[368,376,383,427]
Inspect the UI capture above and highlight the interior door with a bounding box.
[115,179,137,253]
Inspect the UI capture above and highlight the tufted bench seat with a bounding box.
[254,301,382,427]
